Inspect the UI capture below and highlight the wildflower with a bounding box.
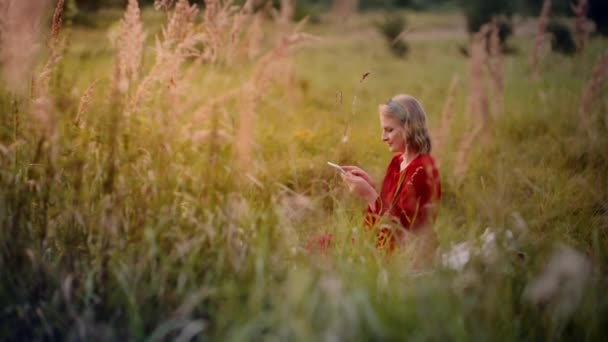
[442,227,517,271]
[306,234,333,256]
[442,241,471,271]
[524,244,591,320]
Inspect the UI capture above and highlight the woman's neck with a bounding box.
[400,149,419,171]
[404,150,419,162]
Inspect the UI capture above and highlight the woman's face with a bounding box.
[379,111,406,153]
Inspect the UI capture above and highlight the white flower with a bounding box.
[442,227,518,271]
[442,241,471,271]
[524,244,591,320]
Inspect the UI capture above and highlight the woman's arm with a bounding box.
[341,173,378,206]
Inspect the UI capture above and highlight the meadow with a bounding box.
[1,0,607,340]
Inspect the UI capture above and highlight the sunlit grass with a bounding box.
[1,5,607,341]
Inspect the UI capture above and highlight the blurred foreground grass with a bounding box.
[1,6,607,341]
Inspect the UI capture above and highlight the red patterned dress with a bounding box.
[307,154,441,255]
[365,153,441,251]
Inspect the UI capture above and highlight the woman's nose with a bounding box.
[381,133,388,141]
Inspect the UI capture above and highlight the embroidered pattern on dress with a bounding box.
[407,166,424,186]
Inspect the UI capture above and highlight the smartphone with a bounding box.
[327,161,347,174]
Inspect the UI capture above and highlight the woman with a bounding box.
[341,94,441,258]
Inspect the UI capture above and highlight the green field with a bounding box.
[1,3,607,340]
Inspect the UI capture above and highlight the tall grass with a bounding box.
[454,23,489,182]
[530,0,551,78]
[0,2,607,340]
[572,0,588,54]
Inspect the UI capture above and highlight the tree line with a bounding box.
[73,0,607,36]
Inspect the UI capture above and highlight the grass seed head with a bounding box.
[0,0,49,94]
[579,49,608,136]
[116,0,146,90]
[530,0,552,78]
[572,0,588,53]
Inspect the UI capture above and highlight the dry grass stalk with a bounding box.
[226,3,251,64]
[453,119,485,182]
[530,0,551,78]
[332,0,358,22]
[75,80,98,128]
[30,88,59,242]
[110,51,124,99]
[36,0,65,98]
[128,0,203,116]
[279,0,295,25]
[203,0,237,62]
[165,0,198,45]
[154,0,174,12]
[435,74,460,156]
[278,57,297,104]
[202,0,258,64]
[234,31,317,179]
[191,128,232,145]
[579,50,608,136]
[116,0,146,92]
[191,87,241,123]
[235,82,257,172]
[254,31,316,104]
[247,12,264,60]
[571,0,588,53]
[468,24,490,123]
[454,24,490,182]
[27,0,63,161]
[30,93,57,150]
[259,19,315,86]
[488,18,504,117]
[0,0,49,94]
[49,0,63,47]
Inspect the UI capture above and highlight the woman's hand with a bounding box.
[341,173,378,204]
[341,166,376,189]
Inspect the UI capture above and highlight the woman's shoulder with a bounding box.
[411,154,437,169]
[386,154,438,176]
[387,153,403,169]
[390,153,402,163]
[406,154,438,177]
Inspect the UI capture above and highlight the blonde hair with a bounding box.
[380,94,432,154]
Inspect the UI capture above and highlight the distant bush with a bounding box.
[75,0,102,11]
[589,0,608,36]
[547,20,576,55]
[521,0,573,17]
[74,0,208,11]
[461,0,516,32]
[294,0,328,23]
[492,16,513,46]
[393,0,454,10]
[375,13,409,57]
[461,0,515,39]
[358,0,456,11]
